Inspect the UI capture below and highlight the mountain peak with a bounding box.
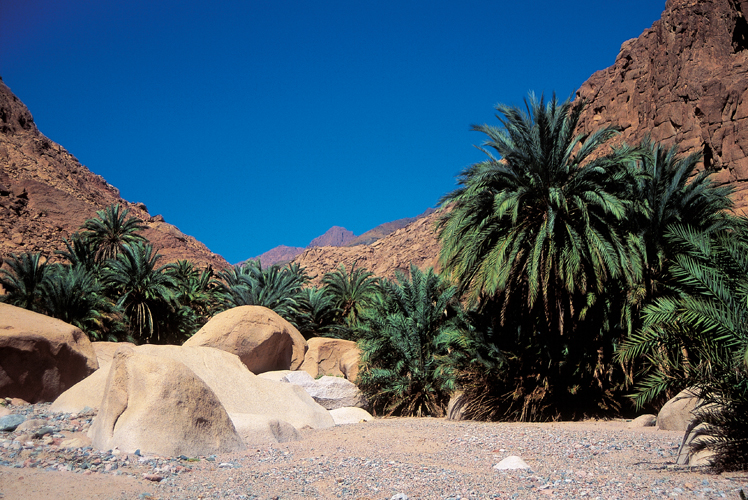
[308,226,356,248]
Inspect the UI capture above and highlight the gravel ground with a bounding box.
[1,402,747,499]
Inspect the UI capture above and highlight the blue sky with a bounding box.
[1,1,665,264]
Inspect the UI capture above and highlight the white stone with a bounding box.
[493,455,530,470]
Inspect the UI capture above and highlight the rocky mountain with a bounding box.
[295,0,748,280]
[0,78,228,269]
[245,245,306,268]
[293,209,442,284]
[345,208,436,247]
[575,0,748,212]
[309,226,356,248]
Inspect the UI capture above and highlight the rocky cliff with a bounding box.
[576,0,748,211]
[0,78,228,269]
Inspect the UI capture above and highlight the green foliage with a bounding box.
[293,286,346,339]
[357,265,467,417]
[437,94,640,336]
[0,252,50,311]
[41,264,124,340]
[218,260,309,322]
[102,241,179,343]
[322,263,380,336]
[82,203,146,262]
[619,223,748,470]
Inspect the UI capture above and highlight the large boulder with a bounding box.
[51,341,136,413]
[59,344,334,432]
[0,303,98,403]
[184,306,307,374]
[329,407,374,425]
[300,337,361,382]
[90,346,246,457]
[135,344,334,430]
[282,371,367,410]
[657,388,700,431]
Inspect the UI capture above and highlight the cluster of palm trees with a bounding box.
[436,94,747,470]
[2,93,745,470]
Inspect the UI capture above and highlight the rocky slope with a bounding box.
[293,209,442,283]
[0,78,227,269]
[575,0,748,212]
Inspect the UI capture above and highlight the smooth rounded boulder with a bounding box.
[0,303,98,403]
[300,337,361,382]
[184,305,307,374]
[657,388,700,431]
[90,346,246,457]
[283,371,367,410]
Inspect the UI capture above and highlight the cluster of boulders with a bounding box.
[0,303,371,458]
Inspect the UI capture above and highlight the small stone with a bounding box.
[493,456,530,470]
[143,473,163,482]
[390,495,409,500]
[0,414,25,432]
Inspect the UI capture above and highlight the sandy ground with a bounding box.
[1,417,747,500]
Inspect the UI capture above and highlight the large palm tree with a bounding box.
[82,203,146,262]
[437,94,640,338]
[102,241,176,342]
[632,137,735,298]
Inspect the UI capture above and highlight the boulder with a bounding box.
[134,345,334,430]
[90,346,246,457]
[51,341,135,413]
[0,303,98,403]
[50,367,109,413]
[184,306,307,374]
[281,371,367,410]
[257,370,294,382]
[329,407,374,425]
[92,341,136,367]
[676,423,715,467]
[628,414,657,428]
[300,337,362,382]
[54,345,335,431]
[229,413,302,444]
[657,388,700,431]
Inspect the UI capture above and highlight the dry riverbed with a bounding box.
[0,403,747,499]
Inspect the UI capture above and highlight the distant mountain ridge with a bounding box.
[241,209,437,268]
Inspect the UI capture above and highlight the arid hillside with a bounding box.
[0,78,228,269]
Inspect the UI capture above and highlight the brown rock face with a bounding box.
[0,77,228,269]
[293,209,442,283]
[575,0,748,212]
[0,303,98,403]
[184,305,308,374]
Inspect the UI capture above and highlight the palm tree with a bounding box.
[293,286,344,339]
[102,241,176,342]
[219,260,309,321]
[41,264,122,339]
[357,264,467,417]
[322,263,380,334]
[55,233,100,275]
[618,222,748,470]
[437,94,640,337]
[0,252,50,311]
[81,203,146,262]
[631,137,735,301]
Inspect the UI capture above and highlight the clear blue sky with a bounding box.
[1,1,665,264]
